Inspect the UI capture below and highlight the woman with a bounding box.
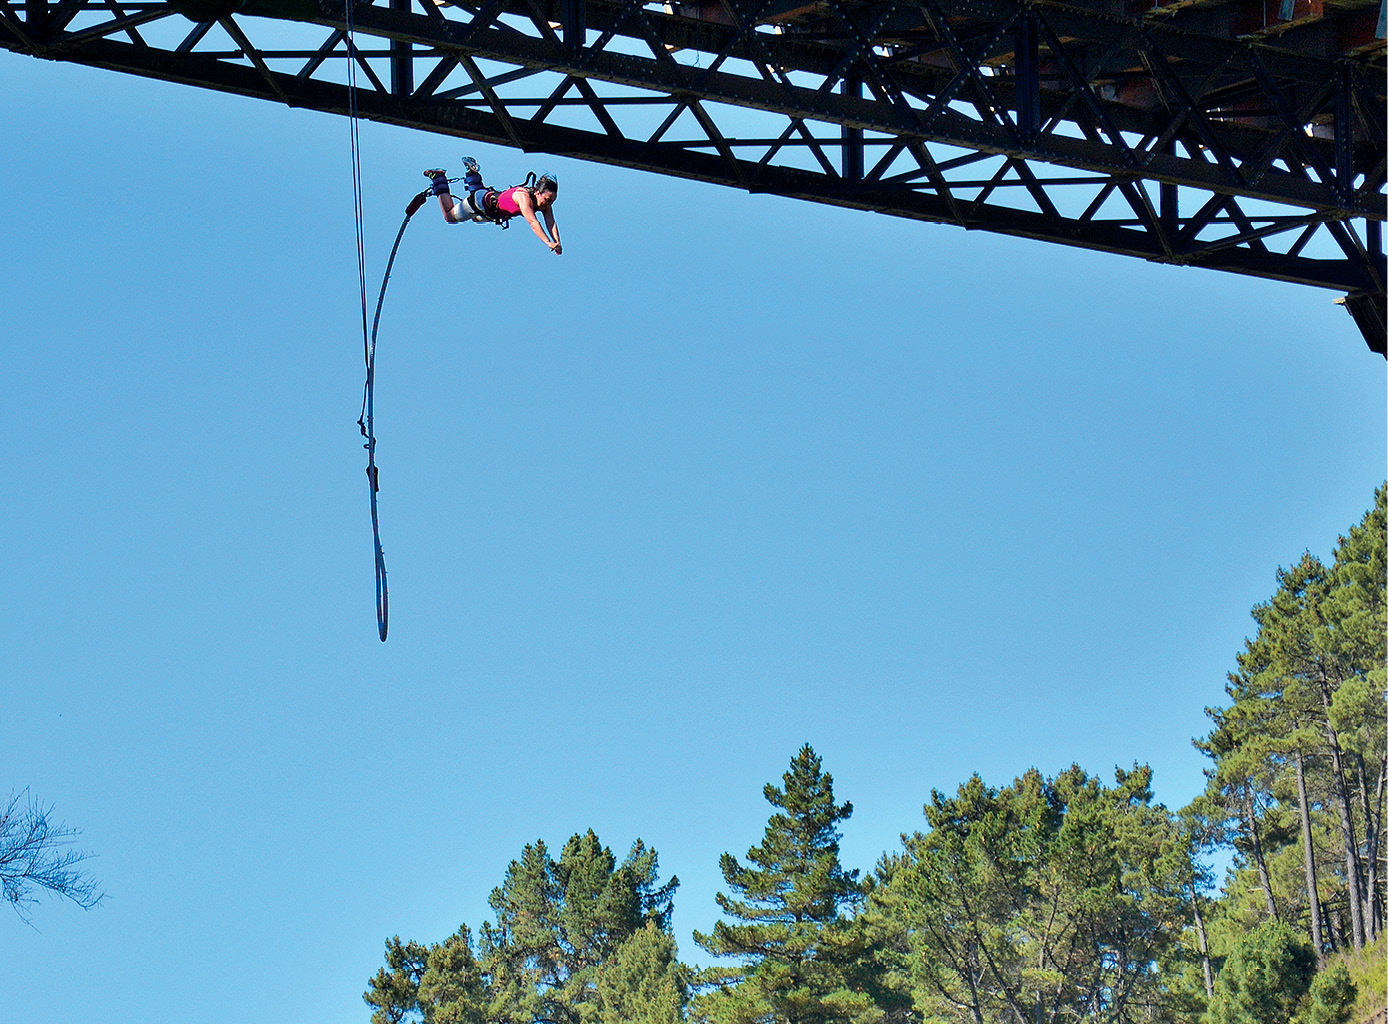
[425,158,562,255]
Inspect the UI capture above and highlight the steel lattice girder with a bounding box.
[2,0,1385,350]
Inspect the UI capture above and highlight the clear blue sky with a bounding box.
[2,47,1383,1024]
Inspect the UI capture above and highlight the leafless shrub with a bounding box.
[0,789,104,922]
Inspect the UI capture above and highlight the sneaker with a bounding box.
[461,156,480,175]
[424,168,449,195]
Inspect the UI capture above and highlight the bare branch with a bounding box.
[0,789,105,922]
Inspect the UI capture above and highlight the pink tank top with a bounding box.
[496,186,526,216]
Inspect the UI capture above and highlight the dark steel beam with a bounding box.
[1342,293,1386,355]
[0,0,1382,352]
[561,0,582,53]
[389,0,411,95]
[309,0,1385,217]
[10,30,1372,288]
[842,68,862,182]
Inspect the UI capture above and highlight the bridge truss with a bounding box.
[2,0,1384,350]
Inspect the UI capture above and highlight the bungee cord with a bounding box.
[345,0,391,643]
[346,0,436,641]
[356,188,431,641]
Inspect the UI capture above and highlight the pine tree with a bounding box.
[583,921,689,1024]
[1195,486,1387,954]
[693,744,888,1024]
[364,936,430,1024]
[1297,962,1358,1024]
[1322,483,1387,944]
[873,766,1192,1024]
[479,832,678,1023]
[1204,921,1316,1024]
[366,831,679,1024]
[418,926,488,1024]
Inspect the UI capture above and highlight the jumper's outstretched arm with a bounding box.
[514,190,562,254]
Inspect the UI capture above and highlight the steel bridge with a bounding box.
[2,0,1384,351]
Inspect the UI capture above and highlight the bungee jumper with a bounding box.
[424,157,563,255]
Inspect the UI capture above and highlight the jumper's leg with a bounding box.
[424,169,467,223]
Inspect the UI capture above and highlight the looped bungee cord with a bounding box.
[355,188,431,641]
[346,0,397,643]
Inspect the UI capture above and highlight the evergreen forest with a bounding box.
[365,486,1387,1024]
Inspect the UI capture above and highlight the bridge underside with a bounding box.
[2,0,1384,352]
